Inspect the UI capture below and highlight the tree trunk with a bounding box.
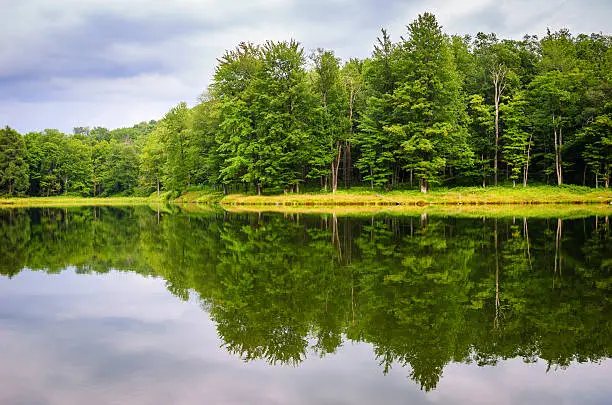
[492,65,506,186]
[553,114,563,185]
[343,141,352,188]
[420,177,428,193]
[523,147,530,186]
[331,164,336,194]
[257,184,262,196]
[494,97,499,186]
[331,162,336,194]
[482,154,486,188]
[331,143,342,194]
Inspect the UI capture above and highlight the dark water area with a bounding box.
[0,207,611,404]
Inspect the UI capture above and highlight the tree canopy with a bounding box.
[2,13,611,196]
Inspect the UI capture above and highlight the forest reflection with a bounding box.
[0,206,610,391]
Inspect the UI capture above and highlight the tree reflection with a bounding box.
[0,207,610,390]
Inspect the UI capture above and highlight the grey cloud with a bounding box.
[0,0,610,133]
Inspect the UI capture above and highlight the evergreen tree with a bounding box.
[356,30,397,189]
[393,13,472,192]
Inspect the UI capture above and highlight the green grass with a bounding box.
[219,185,612,206]
[0,196,160,207]
[2,185,610,211]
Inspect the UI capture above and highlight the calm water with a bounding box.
[0,207,611,405]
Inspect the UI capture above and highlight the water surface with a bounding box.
[0,207,611,404]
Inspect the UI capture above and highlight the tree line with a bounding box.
[1,12,611,196]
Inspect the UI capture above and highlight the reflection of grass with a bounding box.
[221,186,612,206]
[219,204,612,219]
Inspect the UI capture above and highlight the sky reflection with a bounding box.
[0,270,610,405]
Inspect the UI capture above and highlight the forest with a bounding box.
[1,12,611,197]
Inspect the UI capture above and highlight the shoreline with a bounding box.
[1,187,611,209]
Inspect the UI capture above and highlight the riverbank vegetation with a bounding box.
[1,185,610,210]
[1,13,611,198]
[218,185,612,205]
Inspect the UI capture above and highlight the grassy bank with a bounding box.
[220,186,612,206]
[0,196,160,207]
[1,186,610,209]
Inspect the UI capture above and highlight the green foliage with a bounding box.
[501,91,533,185]
[0,126,29,195]
[396,13,471,191]
[4,14,612,195]
[578,114,612,187]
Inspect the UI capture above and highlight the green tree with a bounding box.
[0,126,29,195]
[356,30,397,189]
[579,115,612,188]
[501,91,533,187]
[161,103,196,192]
[394,13,472,192]
[308,48,349,193]
[212,42,262,193]
[232,40,314,194]
[529,30,583,186]
[466,95,494,186]
[139,128,166,195]
[58,136,93,196]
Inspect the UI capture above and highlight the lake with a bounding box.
[0,206,610,405]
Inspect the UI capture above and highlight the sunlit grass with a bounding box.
[0,196,159,207]
[1,185,610,209]
[220,185,612,206]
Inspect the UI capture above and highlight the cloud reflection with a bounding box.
[0,270,610,405]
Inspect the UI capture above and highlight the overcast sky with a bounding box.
[1,0,610,134]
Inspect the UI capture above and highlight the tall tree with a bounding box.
[393,13,471,192]
[249,40,313,193]
[340,58,364,187]
[308,48,349,193]
[501,91,533,187]
[212,42,262,193]
[529,29,582,186]
[356,30,397,189]
[0,126,29,195]
[472,34,522,185]
[160,102,195,192]
[578,115,612,188]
